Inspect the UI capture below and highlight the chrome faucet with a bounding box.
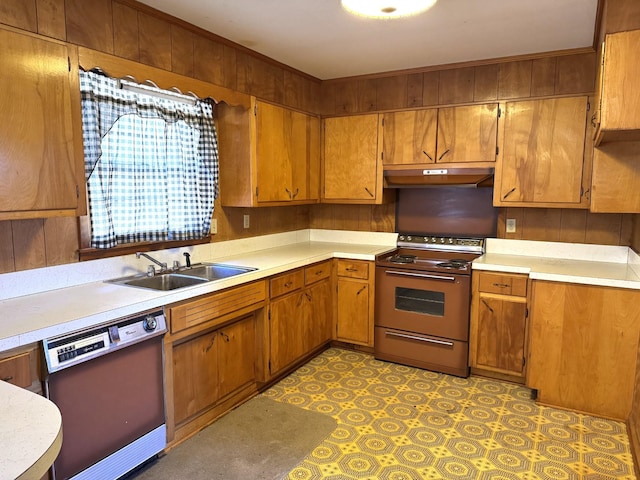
[136,252,168,275]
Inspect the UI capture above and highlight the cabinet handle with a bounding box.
[422,150,433,161]
[591,113,597,128]
[356,286,366,295]
[284,281,293,288]
[364,187,374,197]
[437,149,450,161]
[220,332,230,342]
[492,283,509,288]
[285,188,293,199]
[345,267,358,272]
[205,336,215,353]
[2,376,14,382]
[315,270,324,276]
[502,187,516,200]
[292,188,299,199]
[306,292,312,301]
[385,331,454,347]
[481,298,494,313]
[297,294,305,306]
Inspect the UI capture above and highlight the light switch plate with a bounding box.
[211,218,218,234]
[243,214,250,229]
[506,218,516,233]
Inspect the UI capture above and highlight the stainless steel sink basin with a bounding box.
[180,263,257,281]
[106,263,256,291]
[112,273,209,291]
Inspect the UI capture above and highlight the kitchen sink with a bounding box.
[106,263,256,291]
[180,263,257,281]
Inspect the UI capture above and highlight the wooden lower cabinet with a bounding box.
[0,343,43,395]
[268,261,332,377]
[527,280,640,420]
[165,282,266,445]
[334,260,374,347]
[469,272,529,383]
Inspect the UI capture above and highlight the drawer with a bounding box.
[0,352,32,388]
[304,261,331,285]
[170,281,267,333]
[478,272,527,297]
[337,260,369,280]
[270,269,304,298]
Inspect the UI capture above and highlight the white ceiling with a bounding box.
[137,0,599,80]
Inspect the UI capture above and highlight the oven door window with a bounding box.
[395,287,445,316]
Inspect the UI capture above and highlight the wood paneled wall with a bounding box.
[0,0,635,274]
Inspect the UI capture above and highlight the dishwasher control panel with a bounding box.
[43,310,166,373]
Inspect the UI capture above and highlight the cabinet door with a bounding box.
[323,114,381,202]
[218,316,255,399]
[436,104,498,163]
[528,281,640,420]
[270,292,305,375]
[474,295,527,375]
[0,28,81,218]
[596,30,640,144]
[173,331,218,425]
[496,96,588,206]
[336,278,371,346]
[383,109,437,164]
[305,280,332,352]
[256,102,298,202]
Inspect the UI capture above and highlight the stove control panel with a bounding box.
[397,235,484,253]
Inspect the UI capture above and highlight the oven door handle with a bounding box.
[384,331,454,347]
[385,270,456,282]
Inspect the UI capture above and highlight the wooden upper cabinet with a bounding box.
[0,26,85,220]
[382,104,499,167]
[323,114,383,203]
[217,98,320,207]
[382,109,437,164]
[594,30,640,145]
[494,96,589,208]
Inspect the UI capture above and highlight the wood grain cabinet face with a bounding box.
[217,99,320,207]
[382,104,498,166]
[470,272,528,382]
[334,260,374,346]
[594,30,640,145]
[322,114,383,203]
[494,96,589,208]
[527,281,640,420]
[0,27,84,220]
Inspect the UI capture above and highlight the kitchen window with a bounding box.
[79,70,219,252]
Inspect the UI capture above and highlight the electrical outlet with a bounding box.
[210,218,218,234]
[243,214,250,229]
[506,218,516,233]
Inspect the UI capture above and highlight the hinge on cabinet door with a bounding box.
[587,101,591,112]
[76,185,80,198]
[68,57,71,72]
[381,151,384,161]
[525,307,529,318]
[495,146,499,156]
[522,357,526,367]
[498,107,502,118]
[268,308,271,320]
[254,104,257,116]
[256,187,259,198]
[381,118,385,127]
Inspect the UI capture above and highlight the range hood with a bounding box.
[383,164,494,188]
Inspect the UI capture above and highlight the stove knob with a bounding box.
[399,235,405,241]
[440,237,445,244]
[449,238,454,244]
[407,236,412,241]
[431,237,436,243]
[143,315,158,332]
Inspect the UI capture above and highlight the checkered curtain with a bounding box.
[79,70,219,249]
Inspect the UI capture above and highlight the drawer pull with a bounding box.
[356,286,366,295]
[345,267,358,272]
[284,281,293,288]
[315,270,324,276]
[385,331,454,347]
[492,283,510,288]
[2,376,14,382]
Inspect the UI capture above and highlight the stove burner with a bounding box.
[389,254,417,264]
[435,260,470,269]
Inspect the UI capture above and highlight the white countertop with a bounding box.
[0,230,396,351]
[0,381,62,480]
[473,239,640,289]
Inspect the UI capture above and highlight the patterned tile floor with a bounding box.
[262,348,636,480]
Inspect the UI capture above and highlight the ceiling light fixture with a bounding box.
[341,0,437,19]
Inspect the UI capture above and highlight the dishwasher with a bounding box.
[43,309,167,480]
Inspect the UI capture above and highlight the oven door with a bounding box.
[375,266,470,341]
